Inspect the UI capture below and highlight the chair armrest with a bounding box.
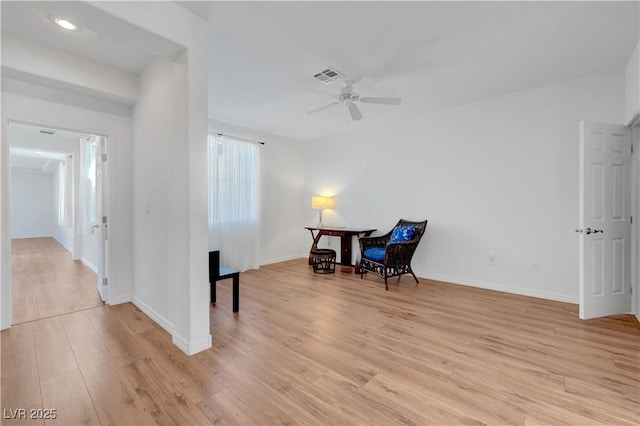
[359,235,390,252]
[385,241,420,265]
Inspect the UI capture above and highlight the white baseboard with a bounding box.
[131,296,211,356]
[422,272,579,304]
[81,258,97,273]
[52,235,72,253]
[260,253,307,266]
[172,333,212,356]
[131,296,175,336]
[109,294,132,305]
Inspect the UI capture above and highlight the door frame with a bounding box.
[1,118,113,329]
[633,124,640,319]
[626,113,640,320]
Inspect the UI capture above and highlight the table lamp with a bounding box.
[312,196,334,227]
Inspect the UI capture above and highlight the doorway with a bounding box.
[8,122,109,323]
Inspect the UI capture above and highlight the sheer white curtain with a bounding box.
[81,136,97,231]
[208,134,261,271]
[56,158,72,227]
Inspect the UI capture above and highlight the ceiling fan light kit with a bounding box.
[307,78,401,121]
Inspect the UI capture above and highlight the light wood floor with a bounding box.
[10,238,103,324]
[2,258,639,425]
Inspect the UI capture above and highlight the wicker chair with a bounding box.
[358,219,428,290]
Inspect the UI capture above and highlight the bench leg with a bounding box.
[211,281,216,304]
[232,273,239,313]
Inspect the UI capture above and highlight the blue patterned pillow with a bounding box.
[363,247,386,262]
[390,225,416,243]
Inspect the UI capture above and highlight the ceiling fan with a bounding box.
[306,80,401,121]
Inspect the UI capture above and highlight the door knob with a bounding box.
[575,227,603,235]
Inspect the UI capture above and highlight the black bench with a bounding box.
[209,251,239,312]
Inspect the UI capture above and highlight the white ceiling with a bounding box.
[1,1,184,74]
[2,2,639,142]
[9,123,85,175]
[197,1,639,141]
[10,147,69,175]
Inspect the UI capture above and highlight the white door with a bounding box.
[579,121,632,319]
[95,136,108,302]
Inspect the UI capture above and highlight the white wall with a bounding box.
[10,170,55,239]
[131,56,187,333]
[625,40,640,125]
[208,119,307,265]
[96,1,211,355]
[2,34,138,105]
[304,69,625,303]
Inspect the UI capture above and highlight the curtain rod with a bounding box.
[210,132,265,145]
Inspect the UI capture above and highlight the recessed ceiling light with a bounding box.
[48,15,82,32]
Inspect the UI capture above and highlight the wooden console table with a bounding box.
[305,226,376,272]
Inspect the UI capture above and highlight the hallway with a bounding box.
[11,237,103,324]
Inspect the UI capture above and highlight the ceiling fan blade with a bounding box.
[359,97,402,105]
[348,103,363,121]
[307,102,341,114]
[304,88,338,98]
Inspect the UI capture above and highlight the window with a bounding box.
[208,134,261,271]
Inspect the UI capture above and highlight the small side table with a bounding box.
[310,248,336,273]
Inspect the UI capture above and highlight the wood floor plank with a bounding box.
[360,372,505,425]
[211,360,305,425]
[109,303,156,335]
[40,369,100,426]
[197,388,266,426]
[1,322,36,358]
[60,311,108,358]
[123,357,212,426]
[310,370,408,425]
[84,306,149,367]
[498,370,639,425]
[33,282,64,319]
[1,328,42,414]
[32,316,78,381]
[12,287,40,324]
[229,349,355,425]
[76,350,156,425]
[136,325,227,404]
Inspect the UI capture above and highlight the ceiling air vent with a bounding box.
[312,67,343,85]
[39,129,56,135]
